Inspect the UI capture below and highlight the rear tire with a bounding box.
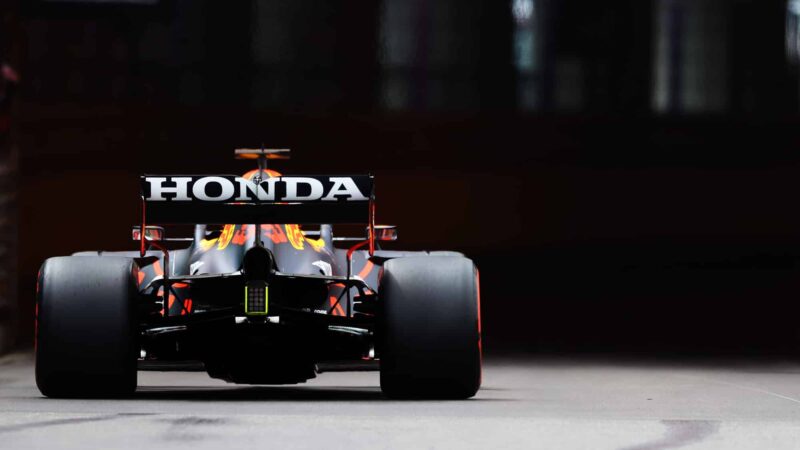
[379,256,481,399]
[36,256,139,398]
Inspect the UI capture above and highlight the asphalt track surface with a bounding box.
[1,352,799,449]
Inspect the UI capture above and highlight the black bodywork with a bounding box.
[75,168,457,385]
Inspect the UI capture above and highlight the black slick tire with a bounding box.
[379,255,482,399]
[36,256,139,398]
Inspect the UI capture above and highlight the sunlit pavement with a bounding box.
[1,352,799,449]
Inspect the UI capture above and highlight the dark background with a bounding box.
[2,0,800,354]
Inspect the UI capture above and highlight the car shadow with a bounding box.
[132,385,500,402]
[134,385,386,401]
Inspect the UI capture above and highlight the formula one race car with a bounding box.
[35,149,481,399]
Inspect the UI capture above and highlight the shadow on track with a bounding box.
[133,385,385,402]
[133,385,505,401]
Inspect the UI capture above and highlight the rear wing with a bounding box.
[139,174,376,253]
